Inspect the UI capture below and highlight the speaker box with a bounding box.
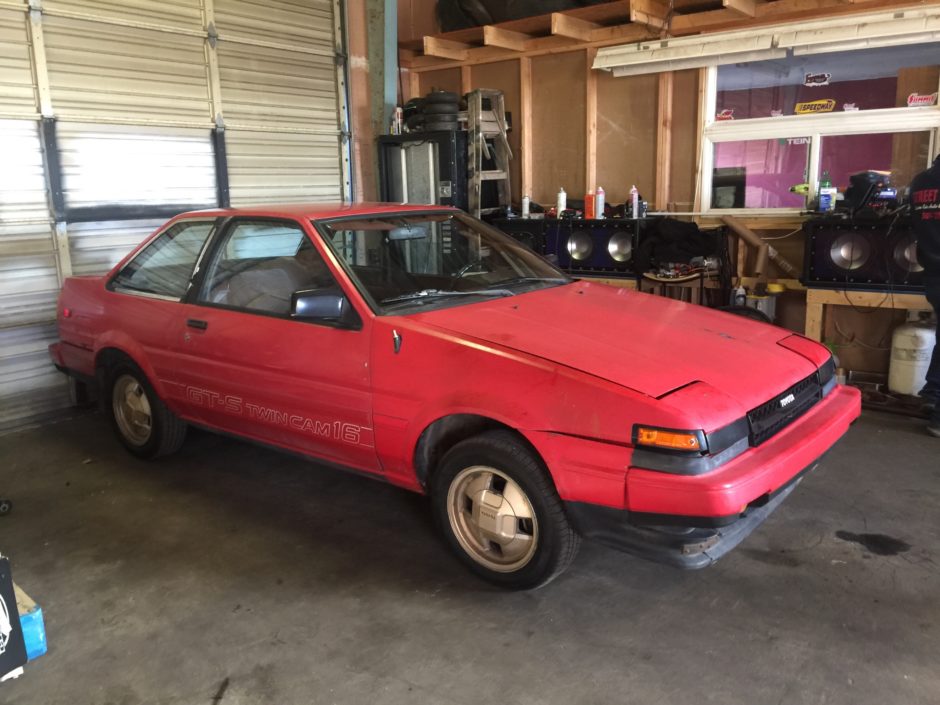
[802,217,924,292]
[491,218,546,254]
[543,219,639,277]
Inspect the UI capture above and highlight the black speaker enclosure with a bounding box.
[802,216,925,292]
[544,219,640,277]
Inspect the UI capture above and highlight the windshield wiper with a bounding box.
[485,276,569,289]
[381,288,515,305]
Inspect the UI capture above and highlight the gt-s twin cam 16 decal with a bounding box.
[185,386,372,447]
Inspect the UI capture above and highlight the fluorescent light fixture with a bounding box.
[594,7,940,77]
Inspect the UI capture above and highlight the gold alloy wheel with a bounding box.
[112,374,153,446]
[446,465,539,573]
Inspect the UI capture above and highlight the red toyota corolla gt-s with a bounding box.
[50,204,861,588]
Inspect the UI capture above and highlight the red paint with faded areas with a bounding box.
[51,203,861,528]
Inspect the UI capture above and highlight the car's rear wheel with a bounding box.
[108,362,186,459]
[431,430,580,589]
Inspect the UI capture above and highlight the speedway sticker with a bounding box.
[907,92,938,107]
[795,99,836,114]
[716,108,735,121]
[803,72,831,87]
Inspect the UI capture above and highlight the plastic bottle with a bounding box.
[556,187,567,216]
[732,284,747,307]
[630,185,640,219]
[595,186,605,220]
[818,171,837,213]
[584,192,595,219]
[521,194,530,218]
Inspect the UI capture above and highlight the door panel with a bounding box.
[168,217,379,474]
[173,305,376,471]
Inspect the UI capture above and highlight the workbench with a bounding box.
[803,288,931,342]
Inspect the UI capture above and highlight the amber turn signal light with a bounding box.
[633,426,705,453]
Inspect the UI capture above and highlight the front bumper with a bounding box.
[566,467,807,569]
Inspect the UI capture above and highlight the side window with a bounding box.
[111,220,215,299]
[199,220,339,316]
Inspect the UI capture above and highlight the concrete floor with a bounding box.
[1,410,938,705]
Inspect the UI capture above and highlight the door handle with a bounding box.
[186,318,208,330]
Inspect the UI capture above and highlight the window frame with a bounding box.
[188,215,360,329]
[700,64,940,213]
[107,217,220,302]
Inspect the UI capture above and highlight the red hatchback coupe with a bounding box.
[50,204,861,588]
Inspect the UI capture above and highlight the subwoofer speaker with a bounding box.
[491,218,546,254]
[802,217,924,292]
[544,220,638,276]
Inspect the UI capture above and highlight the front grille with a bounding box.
[746,372,822,446]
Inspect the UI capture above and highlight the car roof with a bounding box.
[185,202,457,220]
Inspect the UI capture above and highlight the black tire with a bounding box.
[424,120,460,132]
[420,111,458,122]
[421,103,459,116]
[424,90,459,104]
[405,114,425,130]
[430,430,580,589]
[106,361,187,459]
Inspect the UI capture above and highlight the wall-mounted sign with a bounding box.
[795,99,836,114]
[804,72,831,87]
[716,108,735,121]
[907,92,938,107]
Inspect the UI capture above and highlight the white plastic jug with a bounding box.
[888,318,937,395]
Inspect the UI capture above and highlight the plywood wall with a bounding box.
[417,68,462,97]
[670,69,700,212]
[471,60,522,203]
[530,52,587,205]
[595,72,658,205]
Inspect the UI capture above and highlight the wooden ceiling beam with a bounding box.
[551,13,601,41]
[630,0,670,31]
[483,25,532,52]
[722,0,759,17]
[423,36,473,61]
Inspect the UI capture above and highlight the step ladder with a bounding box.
[466,89,513,218]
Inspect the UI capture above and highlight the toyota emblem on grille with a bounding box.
[779,393,796,408]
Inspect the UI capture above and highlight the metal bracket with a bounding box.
[27,0,42,11]
[340,129,351,144]
[334,51,347,67]
[207,21,219,48]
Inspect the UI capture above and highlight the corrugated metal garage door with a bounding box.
[0,0,349,432]
[215,0,347,204]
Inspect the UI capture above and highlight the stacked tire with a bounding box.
[405,90,461,132]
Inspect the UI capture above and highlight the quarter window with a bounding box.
[199,220,339,316]
[111,220,215,299]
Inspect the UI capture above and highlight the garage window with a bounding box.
[702,42,940,212]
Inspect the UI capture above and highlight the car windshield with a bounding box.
[318,211,570,313]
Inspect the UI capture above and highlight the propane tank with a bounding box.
[888,314,937,395]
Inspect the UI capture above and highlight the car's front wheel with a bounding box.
[107,361,187,459]
[431,430,580,589]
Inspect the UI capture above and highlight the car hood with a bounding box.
[412,281,816,409]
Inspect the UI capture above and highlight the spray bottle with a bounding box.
[630,185,640,219]
[521,194,530,218]
[556,187,567,216]
[595,186,605,220]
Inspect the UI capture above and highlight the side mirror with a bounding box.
[291,289,361,329]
